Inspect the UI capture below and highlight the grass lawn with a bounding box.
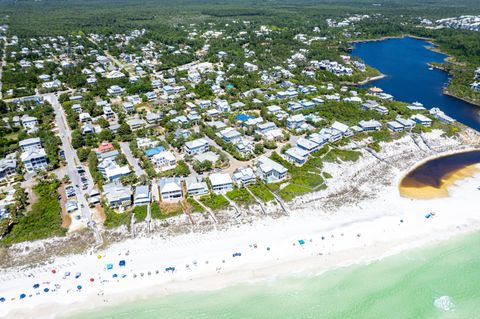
[277,183,311,202]
[249,183,275,202]
[226,188,255,207]
[104,207,132,229]
[133,205,147,222]
[200,194,230,211]
[187,198,204,213]
[323,149,361,163]
[152,202,183,219]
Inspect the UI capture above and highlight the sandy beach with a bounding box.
[1,131,480,319]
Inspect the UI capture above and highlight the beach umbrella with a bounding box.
[97,255,102,259]
[20,294,26,299]
[51,269,56,274]
[44,288,49,293]
[90,278,95,282]
[33,284,40,289]
[112,274,118,278]
[0,297,5,302]
[77,285,82,290]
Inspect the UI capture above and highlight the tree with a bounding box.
[77,147,90,162]
[254,143,265,155]
[71,130,85,149]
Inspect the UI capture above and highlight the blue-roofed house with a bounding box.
[144,146,166,158]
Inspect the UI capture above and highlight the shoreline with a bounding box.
[1,132,480,319]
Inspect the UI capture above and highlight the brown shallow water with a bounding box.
[400,150,480,199]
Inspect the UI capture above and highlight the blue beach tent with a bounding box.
[33,284,40,289]
[298,240,305,245]
[20,294,26,299]
[119,260,126,267]
[44,288,49,293]
[0,297,5,302]
[77,285,82,290]
[106,263,113,270]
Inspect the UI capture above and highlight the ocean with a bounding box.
[67,231,480,319]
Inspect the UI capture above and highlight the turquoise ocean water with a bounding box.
[68,231,480,319]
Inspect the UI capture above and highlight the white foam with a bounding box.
[434,295,454,312]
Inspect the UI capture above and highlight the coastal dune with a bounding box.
[1,131,480,319]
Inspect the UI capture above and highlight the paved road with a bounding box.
[45,94,102,244]
[119,142,146,177]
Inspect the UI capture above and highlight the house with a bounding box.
[232,166,257,187]
[215,99,230,112]
[430,108,455,124]
[184,176,209,196]
[19,137,42,152]
[287,102,303,112]
[410,114,432,127]
[286,114,306,130]
[387,121,404,132]
[0,156,17,180]
[396,117,416,130]
[159,177,183,202]
[152,150,177,171]
[72,104,82,113]
[134,185,150,206]
[146,111,162,124]
[308,133,328,148]
[103,182,132,208]
[267,105,282,114]
[217,127,242,143]
[20,115,38,132]
[21,147,48,172]
[255,122,277,135]
[96,141,115,155]
[144,146,166,158]
[145,91,157,101]
[256,156,288,183]
[285,147,309,165]
[318,127,343,143]
[126,118,146,130]
[244,62,259,72]
[471,82,480,92]
[358,120,382,131]
[136,137,158,149]
[331,121,353,137]
[185,138,209,155]
[79,112,92,123]
[107,85,125,96]
[209,172,234,193]
[105,165,131,181]
[81,123,95,135]
[123,102,135,114]
[103,106,115,120]
[297,138,321,154]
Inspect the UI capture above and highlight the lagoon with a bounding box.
[352,37,480,131]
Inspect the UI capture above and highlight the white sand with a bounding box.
[1,161,480,319]
[1,130,479,318]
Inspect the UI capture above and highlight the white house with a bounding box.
[21,147,48,172]
[152,150,177,171]
[256,156,288,183]
[184,138,209,155]
[209,172,233,194]
[159,177,183,202]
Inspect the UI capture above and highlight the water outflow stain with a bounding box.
[400,150,480,199]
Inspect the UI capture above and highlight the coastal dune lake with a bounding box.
[352,37,480,131]
[400,150,480,199]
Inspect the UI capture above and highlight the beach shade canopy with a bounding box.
[113,274,118,278]
[0,297,5,302]
[20,294,26,299]
[232,252,242,257]
[119,260,126,267]
[44,288,49,293]
[75,272,81,279]
[106,263,113,270]
[121,274,127,278]
[425,213,432,219]
[77,285,82,290]
[298,240,305,245]
[33,284,40,289]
